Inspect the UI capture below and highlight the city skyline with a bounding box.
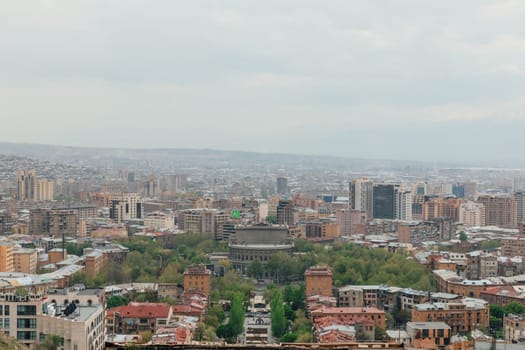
[2,1,525,163]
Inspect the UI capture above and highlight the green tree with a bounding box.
[216,324,235,343]
[504,302,525,315]
[40,334,61,350]
[459,231,468,242]
[106,295,129,308]
[283,284,305,311]
[229,293,245,337]
[266,215,277,224]
[281,332,298,342]
[271,290,287,338]
[490,304,504,319]
[375,326,387,341]
[246,259,264,280]
[267,252,294,283]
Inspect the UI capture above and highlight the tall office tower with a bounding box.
[452,184,465,198]
[17,170,36,201]
[477,195,517,228]
[143,175,157,198]
[127,172,135,183]
[277,177,288,196]
[350,178,374,218]
[395,188,413,220]
[514,192,525,225]
[413,182,427,196]
[35,179,54,201]
[277,199,294,226]
[372,184,397,219]
[412,195,425,220]
[109,193,144,223]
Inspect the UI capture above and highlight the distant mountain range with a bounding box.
[0,142,480,171]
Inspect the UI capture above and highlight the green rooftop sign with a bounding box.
[231,209,241,219]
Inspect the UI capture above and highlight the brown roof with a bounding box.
[107,302,171,319]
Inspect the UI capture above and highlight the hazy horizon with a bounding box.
[2,1,525,163]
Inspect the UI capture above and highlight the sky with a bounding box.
[1,1,525,163]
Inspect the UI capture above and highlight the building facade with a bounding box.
[109,193,143,223]
[305,266,333,297]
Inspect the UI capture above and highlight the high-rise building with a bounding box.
[395,188,413,220]
[422,196,462,222]
[452,184,465,198]
[143,175,157,198]
[35,179,54,201]
[29,209,77,236]
[514,192,525,225]
[109,193,144,223]
[477,195,517,228]
[277,199,294,226]
[178,209,229,240]
[372,184,397,219]
[459,201,485,227]
[277,177,288,196]
[17,170,36,201]
[350,178,373,218]
[413,183,427,196]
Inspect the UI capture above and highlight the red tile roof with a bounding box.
[107,302,171,319]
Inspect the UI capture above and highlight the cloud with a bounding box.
[1,1,525,162]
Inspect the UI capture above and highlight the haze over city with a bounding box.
[2,1,525,163]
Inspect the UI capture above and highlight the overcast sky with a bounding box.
[1,1,525,162]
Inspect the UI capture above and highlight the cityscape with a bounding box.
[1,143,525,350]
[2,1,525,350]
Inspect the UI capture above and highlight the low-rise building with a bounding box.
[480,285,525,307]
[13,248,38,274]
[182,265,211,299]
[106,302,173,335]
[504,313,525,343]
[406,322,451,349]
[310,306,386,330]
[305,266,333,297]
[411,298,489,334]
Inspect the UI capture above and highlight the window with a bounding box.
[17,318,37,329]
[4,306,9,316]
[17,306,36,316]
[4,318,9,328]
[16,331,36,340]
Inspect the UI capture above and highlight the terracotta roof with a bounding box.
[107,302,170,319]
[311,306,385,315]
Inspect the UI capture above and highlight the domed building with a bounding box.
[228,224,293,275]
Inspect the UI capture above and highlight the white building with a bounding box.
[109,193,143,223]
[396,188,413,221]
[350,178,373,218]
[459,201,485,227]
